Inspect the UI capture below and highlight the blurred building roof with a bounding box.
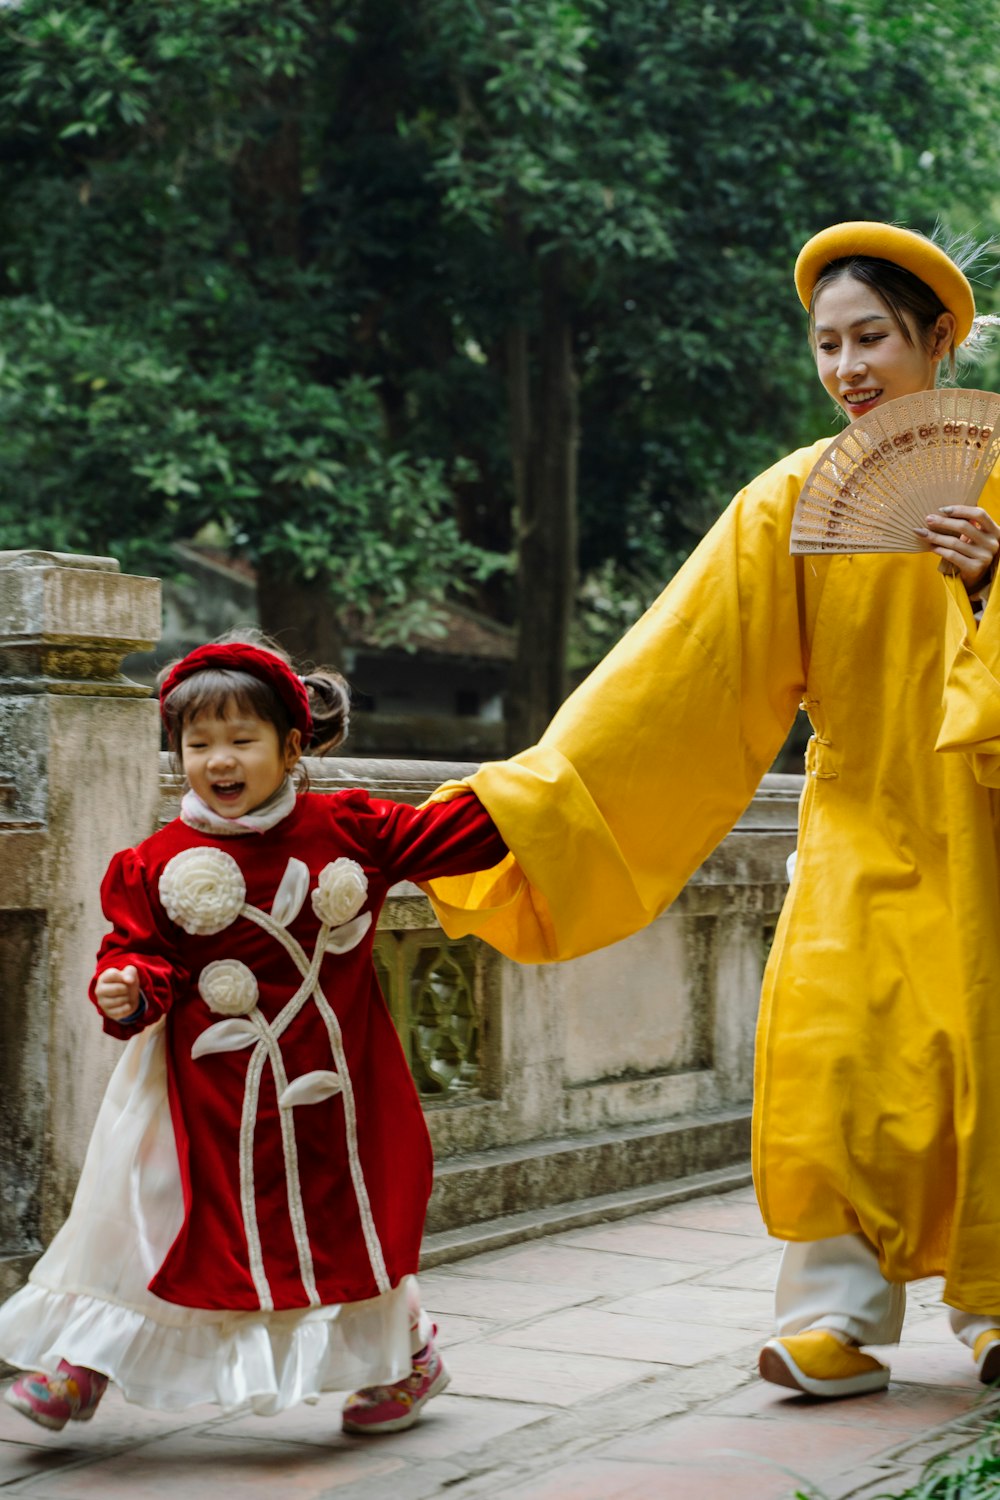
[174,542,515,662]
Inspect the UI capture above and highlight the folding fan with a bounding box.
[790,388,1000,555]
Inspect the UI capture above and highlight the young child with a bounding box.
[0,637,507,1434]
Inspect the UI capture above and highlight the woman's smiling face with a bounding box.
[812,273,953,422]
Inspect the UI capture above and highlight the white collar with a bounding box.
[180,777,297,837]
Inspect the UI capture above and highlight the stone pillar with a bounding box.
[0,550,161,1295]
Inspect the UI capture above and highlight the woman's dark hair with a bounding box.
[809,255,954,361]
[157,629,350,765]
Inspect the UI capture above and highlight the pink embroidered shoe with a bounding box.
[4,1361,108,1432]
[342,1332,450,1434]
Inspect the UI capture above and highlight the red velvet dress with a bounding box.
[91,789,506,1314]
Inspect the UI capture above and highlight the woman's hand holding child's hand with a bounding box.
[96,966,141,1020]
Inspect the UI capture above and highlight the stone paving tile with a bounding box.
[864,1305,992,1388]
[597,1410,903,1485]
[565,1220,768,1266]
[0,1386,220,1447]
[304,1459,472,1500]
[906,1276,947,1308]
[648,1194,770,1238]
[448,1241,698,1294]
[891,1308,948,1339]
[0,1387,231,1490]
[692,1249,785,1292]
[888,1420,993,1469]
[0,1432,409,1497]
[0,1438,85,1487]
[826,1465,925,1500]
[707,1374,990,1435]
[442,1341,661,1406]
[601,1281,775,1332]
[492,1306,761,1367]
[221,1391,554,1458]
[210,1398,404,1449]
[868,1339,981,1389]
[497,1454,803,1500]
[885,1314,963,1349]
[449,1236,701,1296]
[426,1310,499,1346]
[418,1270,597,1321]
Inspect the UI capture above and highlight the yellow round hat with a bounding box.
[794,221,975,344]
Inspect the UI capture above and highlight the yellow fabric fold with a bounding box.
[425,443,811,961]
[422,444,1000,1313]
[936,575,1000,786]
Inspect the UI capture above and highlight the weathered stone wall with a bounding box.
[0,552,162,1297]
[1,551,800,1295]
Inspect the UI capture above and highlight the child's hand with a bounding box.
[96,965,141,1020]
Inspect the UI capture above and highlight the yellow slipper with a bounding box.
[758,1330,890,1397]
[974,1330,1000,1385]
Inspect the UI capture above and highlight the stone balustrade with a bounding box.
[0,551,800,1298]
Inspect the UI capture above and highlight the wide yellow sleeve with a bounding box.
[424,449,813,962]
[935,574,1000,786]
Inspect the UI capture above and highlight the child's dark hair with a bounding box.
[157,629,350,761]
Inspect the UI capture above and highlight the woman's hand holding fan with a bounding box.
[917,503,1000,590]
[791,389,1000,592]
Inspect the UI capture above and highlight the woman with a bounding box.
[423,222,1000,1398]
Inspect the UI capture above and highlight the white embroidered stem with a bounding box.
[246,906,326,1034]
[244,904,390,1294]
[239,1023,274,1311]
[250,1010,321,1308]
[312,988,391,1293]
[230,904,328,1311]
[236,915,326,1310]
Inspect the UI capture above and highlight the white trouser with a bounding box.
[775,1234,1000,1349]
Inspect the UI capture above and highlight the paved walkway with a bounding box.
[2,1185,998,1500]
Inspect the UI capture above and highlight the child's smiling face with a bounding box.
[181,699,300,819]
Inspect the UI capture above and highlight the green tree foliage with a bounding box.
[1,0,998,726]
[0,0,497,654]
[410,0,1000,731]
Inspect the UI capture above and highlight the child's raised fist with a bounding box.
[95,965,141,1020]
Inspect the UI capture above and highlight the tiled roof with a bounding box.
[174,543,514,661]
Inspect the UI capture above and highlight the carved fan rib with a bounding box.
[790,389,1000,555]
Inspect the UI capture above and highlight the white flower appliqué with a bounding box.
[198,959,259,1016]
[159,847,246,935]
[311,858,368,928]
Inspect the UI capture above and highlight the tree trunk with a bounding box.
[506,252,579,752]
[256,555,345,672]
[232,89,302,265]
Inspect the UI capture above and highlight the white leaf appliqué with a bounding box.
[191,1018,259,1060]
[279,1071,344,1108]
[325,911,373,954]
[271,857,310,928]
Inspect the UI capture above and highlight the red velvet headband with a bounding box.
[159,644,313,744]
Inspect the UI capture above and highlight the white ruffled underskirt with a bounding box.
[0,1279,413,1415]
[0,1017,416,1415]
